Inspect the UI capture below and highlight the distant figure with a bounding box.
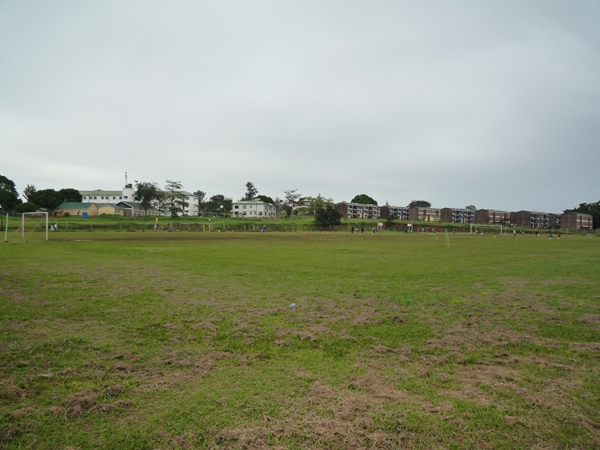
[361,227,365,234]
[536,230,539,237]
[557,231,561,239]
[513,229,517,238]
[548,231,553,239]
[351,227,354,233]
[372,227,376,234]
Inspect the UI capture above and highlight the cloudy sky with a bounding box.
[1,1,599,212]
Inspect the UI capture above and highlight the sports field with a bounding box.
[1,231,599,449]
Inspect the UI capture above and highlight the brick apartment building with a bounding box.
[379,205,409,220]
[561,212,593,230]
[440,208,475,224]
[475,209,510,225]
[408,207,441,222]
[336,202,380,219]
[510,210,551,228]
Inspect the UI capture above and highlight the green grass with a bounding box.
[1,231,599,448]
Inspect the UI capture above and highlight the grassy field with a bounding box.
[1,230,599,449]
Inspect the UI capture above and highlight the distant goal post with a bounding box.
[469,223,503,235]
[22,212,49,241]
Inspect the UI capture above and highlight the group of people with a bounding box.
[350,226,378,234]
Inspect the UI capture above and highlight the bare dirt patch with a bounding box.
[63,389,99,415]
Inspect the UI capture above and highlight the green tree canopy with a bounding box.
[163,180,188,218]
[283,189,302,218]
[242,182,258,201]
[408,200,431,208]
[28,189,61,212]
[135,181,162,214]
[351,194,377,205]
[314,205,342,227]
[16,202,37,213]
[22,184,37,201]
[256,195,275,205]
[0,174,21,212]
[193,190,206,203]
[58,188,82,203]
[204,194,232,212]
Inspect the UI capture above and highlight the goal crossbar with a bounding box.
[22,212,49,241]
[469,223,503,234]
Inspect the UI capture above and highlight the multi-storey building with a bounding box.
[561,212,593,230]
[440,208,475,224]
[336,202,380,219]
[475,209,510,225]
[510,210,550,228]
[81,184,199,216]
[379,205,409,220]
[231,200,276,218]
[408,207,441,222]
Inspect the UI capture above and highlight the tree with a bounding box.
[385,213,397,230]
[163,180,188,218]
[314,205,342,227]
[242,182,258,201]
[16,202,37,213]
[135,181,162,214]
[204,194,232,213]
[58,188,82,203]
[256,195,275,205]
[28,189,61,212]
[465,205,476,211]
[408,200,431,208]
[303,194,334,215]
[283,189,302,218]
[351,194,377,205]
[22,184,37,201]
[565,201,600,229]
[193,190,206,204]
[0,174,21,213]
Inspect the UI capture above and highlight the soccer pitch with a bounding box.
[1,231,599,449]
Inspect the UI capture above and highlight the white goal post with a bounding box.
[469,223,503,235]
[22,212,49,241]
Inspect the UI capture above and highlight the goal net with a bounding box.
[21,212,49,241]
[469,223,504,235]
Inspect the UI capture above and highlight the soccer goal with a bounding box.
[469,223,504,235]
[21,212,49,241]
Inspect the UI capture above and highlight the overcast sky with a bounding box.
[1,1,599,212]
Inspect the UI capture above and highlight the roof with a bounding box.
[233,200,275,206]
[80,190,124,196]
[58,202,97,209]
[115,201,156,210]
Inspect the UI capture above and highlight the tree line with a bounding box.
[2,173,597,228]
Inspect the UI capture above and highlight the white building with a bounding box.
[232,200,276,218]
[81,184,199,216]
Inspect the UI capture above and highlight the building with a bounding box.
[115,201,158,217]
[336,203,380,219]
[56,202,99,217]
[231,200,276,218]
[440,208,475,224]
[408,207,441,222]
[475,209,510,225]
[81,184,199,216]
[510,210,550,228]
[561,212,593,231]
[379,205,409,220]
